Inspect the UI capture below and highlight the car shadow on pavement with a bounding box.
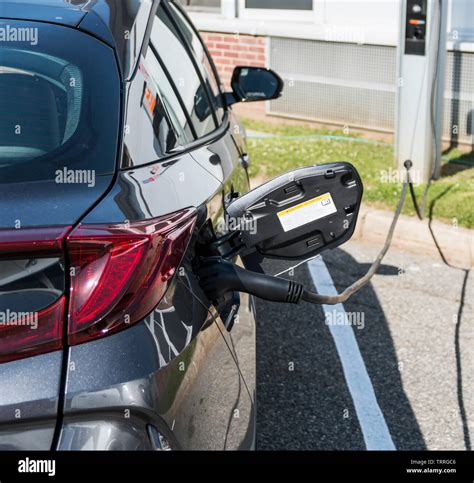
[256,249,426,450]
[427,188,472,451]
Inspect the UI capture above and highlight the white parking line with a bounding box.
[307,257,396,451]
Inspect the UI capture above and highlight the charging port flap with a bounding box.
[226,162,363,260]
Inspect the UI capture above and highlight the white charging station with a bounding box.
[395,0,448,184]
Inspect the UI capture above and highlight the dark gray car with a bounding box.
[0,0,282,450]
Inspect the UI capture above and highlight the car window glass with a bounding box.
[151,4,216,138]
[0,21,120,183]
[145,47,194,145]
[122,58,182,167]
[167,2,225,122]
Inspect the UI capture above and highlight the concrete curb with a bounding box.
[353,205,474,269]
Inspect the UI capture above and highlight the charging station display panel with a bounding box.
[405,0,428,55]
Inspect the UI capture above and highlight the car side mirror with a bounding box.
[226,162,363,260]
[224,66,284,106]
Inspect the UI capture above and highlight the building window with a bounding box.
[239,0,317,22]
[245,0,312,10]
[179,0,221,13]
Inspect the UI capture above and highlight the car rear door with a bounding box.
[161,0,257,426]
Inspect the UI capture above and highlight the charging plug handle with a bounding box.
[197,257,304,304]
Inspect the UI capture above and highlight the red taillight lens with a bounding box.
[66,208,197,345]
[0,226,71,255]
[0,226,70,363]
[0,297,65,364]
[67,237,148,331]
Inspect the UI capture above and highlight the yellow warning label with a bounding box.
[277,192,337,232]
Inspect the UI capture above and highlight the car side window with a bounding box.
[122,53,189,167]
[145,46,195,145]
[151,3,217,139]
[166,1,225,122]
[122,41,200,168]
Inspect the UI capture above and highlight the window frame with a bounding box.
[179,0,221,14]
[237,0,321,23]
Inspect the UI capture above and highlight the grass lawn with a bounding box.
[242,118,474,229]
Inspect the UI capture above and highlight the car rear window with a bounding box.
[0,21,121,183]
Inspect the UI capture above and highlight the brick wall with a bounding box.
[202,32,267,89]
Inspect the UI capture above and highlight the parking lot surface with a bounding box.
[256,240,473,450]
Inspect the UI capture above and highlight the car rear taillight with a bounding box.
[0,209,196,363]
[66,208,197,345]
[0,226,71,255]
[0,227,70,363]
[0,297,65,364]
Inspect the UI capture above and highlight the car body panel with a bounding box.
[58,261,255,450]
[62,147,256,449]
[80,153,222,224]
[0,351,62,450]
[78,0,154,81]
[190,113,256,403]
[0,1,87,27]
[0,177,115,229]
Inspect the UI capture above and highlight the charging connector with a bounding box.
[197,257,304,304]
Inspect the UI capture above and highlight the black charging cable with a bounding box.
[302,162,411,305]
[197,162,414,306]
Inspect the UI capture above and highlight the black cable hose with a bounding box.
[302,162,412,305]
[408,177,424,220]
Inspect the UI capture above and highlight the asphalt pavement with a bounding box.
[256,239,473,450]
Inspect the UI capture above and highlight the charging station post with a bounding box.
[395,0,448,184]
